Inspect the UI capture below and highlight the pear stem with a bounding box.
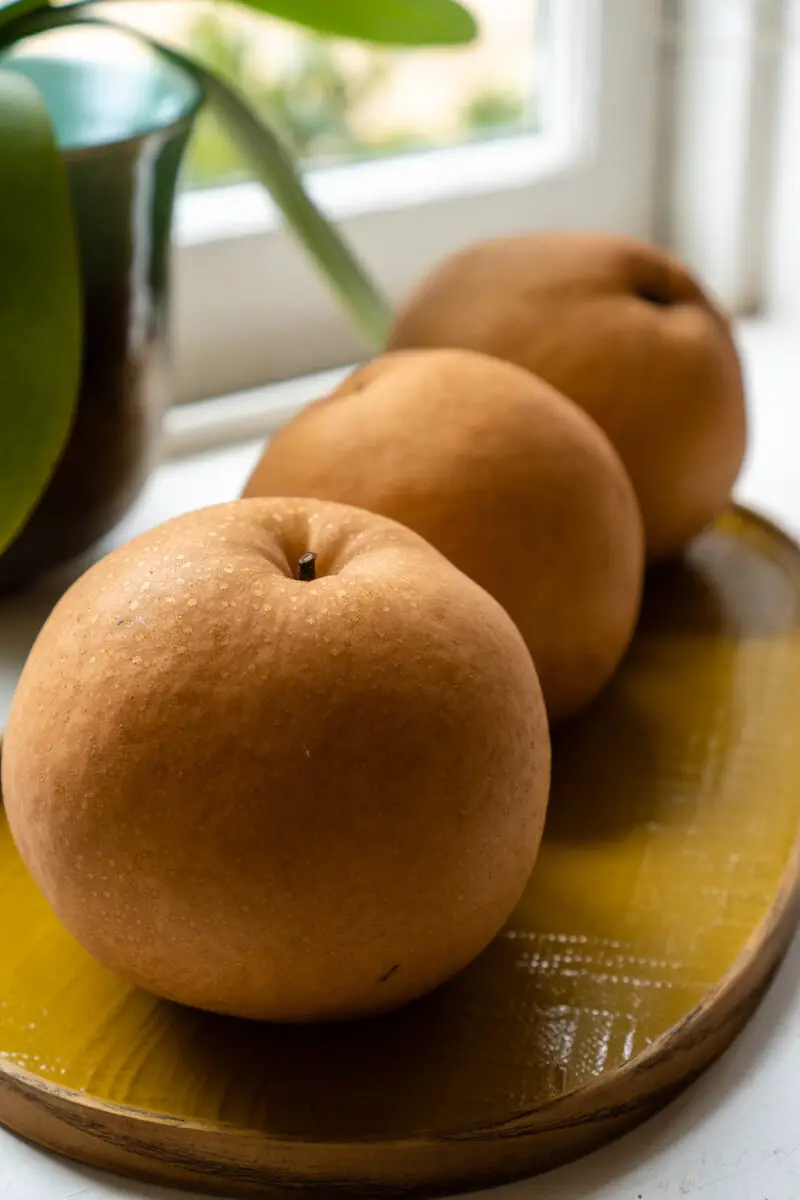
[297,552,317,582]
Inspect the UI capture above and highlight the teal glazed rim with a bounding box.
[0,24,203,154]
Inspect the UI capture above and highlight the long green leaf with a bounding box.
[0,0,48,34]
[204,0,476,46]
[0,68,81,554]
[172,52,393,346]
[44,0,477,46]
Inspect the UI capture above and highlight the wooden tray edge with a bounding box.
[0,503,797,1196]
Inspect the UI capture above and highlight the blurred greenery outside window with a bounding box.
[107,0,542,188]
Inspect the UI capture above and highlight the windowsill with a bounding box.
[729,316,800,540]
[163,364,351,458]
[163,315,800,543]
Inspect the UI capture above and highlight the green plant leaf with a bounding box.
[42,0,477,46]
[173,52,393,346]
[0,0,48,33]
[220,0,477,46]
[0,67,81,554]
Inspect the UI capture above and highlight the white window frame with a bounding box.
[659,0,787,314]
[171,0,663,403]
[764,0,800,318]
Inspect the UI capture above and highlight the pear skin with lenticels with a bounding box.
[244,349,645,722]
[2,497,550,1023]
[388,232,746,562]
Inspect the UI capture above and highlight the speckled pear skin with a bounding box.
[1,497,550,1023]
[244,350,645,723]
[388,232,746,563]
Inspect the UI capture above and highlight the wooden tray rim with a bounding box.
[0,502,798,1193]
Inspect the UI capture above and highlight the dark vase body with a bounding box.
[0,31,202,589]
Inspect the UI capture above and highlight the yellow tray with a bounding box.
[0,505,799,1198]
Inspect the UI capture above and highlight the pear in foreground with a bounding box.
[3,498,550,1023]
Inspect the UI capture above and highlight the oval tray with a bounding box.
[1,505,799,1198]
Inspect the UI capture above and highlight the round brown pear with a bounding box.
[388,232,746,562]
[244,349,644,722]
[2,498,550,1023]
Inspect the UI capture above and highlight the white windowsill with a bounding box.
[162,363,351,458]
[175,130,572,247]
[1,315,800,1200]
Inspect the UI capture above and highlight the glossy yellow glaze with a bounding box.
[0,507,799,1149]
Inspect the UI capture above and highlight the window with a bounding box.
[658,0,787,316]
[768,0,800,319]
[9,1,664,401]
[172,0,543,184]
[155,0,662,401]
[10,1,785,407]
